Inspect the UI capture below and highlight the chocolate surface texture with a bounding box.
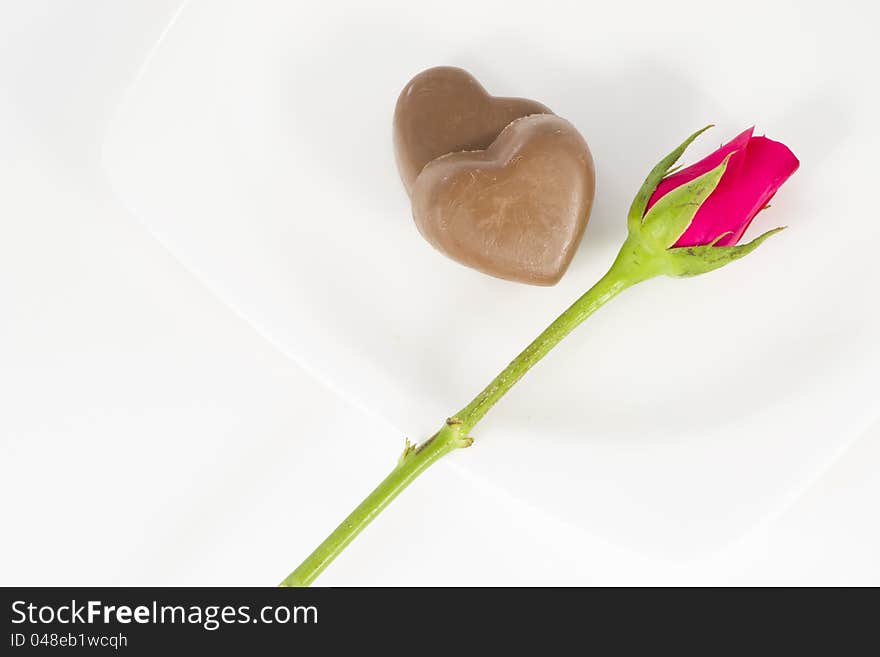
[411,114,595,286]
[394,67,594,285]
[393,66,551,195]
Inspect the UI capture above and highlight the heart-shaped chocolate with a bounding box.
[411,114,595,286]
[393,66,551,196]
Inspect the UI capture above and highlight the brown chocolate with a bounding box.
[393,66,551,195]
[411,114,595,286]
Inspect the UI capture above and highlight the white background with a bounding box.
[2,0,879,585]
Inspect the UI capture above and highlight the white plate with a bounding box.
[104,0,880,557]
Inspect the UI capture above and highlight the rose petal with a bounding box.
[646,128,751,246]
[646,128,799,247]
[647,128,751,200]
[705,136,800,246]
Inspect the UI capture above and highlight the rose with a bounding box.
[282,125,800,586]
[624,126,799,277]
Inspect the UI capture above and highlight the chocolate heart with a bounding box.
[411,114,595,286]
[393,66,551,195]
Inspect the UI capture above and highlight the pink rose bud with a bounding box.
[622,126,799,279]
[645,127,799,248]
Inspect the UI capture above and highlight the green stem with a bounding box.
[455,247,647,433]
[280,422,466,587]
[280,240,656,587]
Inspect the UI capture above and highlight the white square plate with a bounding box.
[104,0,880,557]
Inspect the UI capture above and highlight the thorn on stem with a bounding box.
[398,437,417,464]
